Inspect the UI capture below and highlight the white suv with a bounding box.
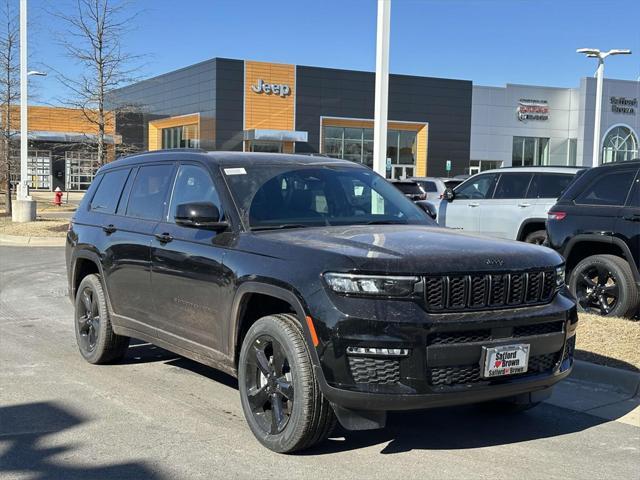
[433,167,584,244]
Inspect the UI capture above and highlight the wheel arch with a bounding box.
[517,218,546,242]
[70,251,104,301]
[230,282,312,368]
[564,235,640,283]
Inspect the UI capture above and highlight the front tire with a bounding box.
[238,314,336,453]
[74,274,130,364]
[569,254,639,318]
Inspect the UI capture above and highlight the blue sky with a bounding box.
[30,0,640,103]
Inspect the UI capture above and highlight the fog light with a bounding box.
[346,346,409,357]
[555,265,565,288]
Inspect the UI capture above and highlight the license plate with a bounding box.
[481,344,530,378]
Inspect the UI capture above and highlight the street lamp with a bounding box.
[576,48,632,167]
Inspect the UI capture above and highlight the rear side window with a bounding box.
[492,173,532,199]
[575,170,635,206]
[90,169,130,214]
[420,181,437,192]
[126,164,174,220]
[527,173,575,199]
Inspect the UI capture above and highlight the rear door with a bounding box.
[151,162,232,355]
[439,173,497,233]
[615,168,640,277]
[478,172,533,239]
[527,172,577,218]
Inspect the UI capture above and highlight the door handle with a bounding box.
[623,214,640,222]
[102,224,117,234]
[518,203,532,208]
[154,232,173,243]
[468,203,480,207]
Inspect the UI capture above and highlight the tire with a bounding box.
[238,314,336,453]
[569,254,639,318]
[524,229,547,245]
[74,274,130,364]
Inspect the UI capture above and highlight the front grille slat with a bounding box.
[425,269,557,312]
[348,357,400,385]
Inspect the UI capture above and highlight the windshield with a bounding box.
[223,164,432,230]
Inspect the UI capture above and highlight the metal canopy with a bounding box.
[243,129,308,143]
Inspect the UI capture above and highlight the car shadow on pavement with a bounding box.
[0,402,168,480]
[120,339,180,365]
[301,401,635,456]
[575,350,639,372]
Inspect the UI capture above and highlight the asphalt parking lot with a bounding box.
[1,246,639,480]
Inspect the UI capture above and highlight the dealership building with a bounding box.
[106,58,639,182]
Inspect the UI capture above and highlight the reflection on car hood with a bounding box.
[254,225,562,273]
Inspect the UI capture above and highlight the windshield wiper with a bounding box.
[251,224,311,231]
[364,219,407,225]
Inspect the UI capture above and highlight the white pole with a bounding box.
[19,0,28,198]
[592,58,604,167]
[373,0,391,178]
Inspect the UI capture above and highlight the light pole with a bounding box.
[373,0,391,179]
[576,48,632,167]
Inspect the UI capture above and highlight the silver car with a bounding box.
[409,177,464,200]
[433,167,584,244]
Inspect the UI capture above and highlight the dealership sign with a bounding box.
[517,99,549,121]
[251,79,291,97]
[610,96,637,115]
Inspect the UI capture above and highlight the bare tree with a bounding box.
[52,0,141,166]
[0,0,19,216]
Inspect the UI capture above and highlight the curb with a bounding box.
[570,360,640,397]
[0,233,65,247]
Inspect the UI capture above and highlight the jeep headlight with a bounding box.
[324,273,420,297]
[555,265,565,288]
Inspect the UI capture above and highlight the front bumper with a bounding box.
[309,289,578,412]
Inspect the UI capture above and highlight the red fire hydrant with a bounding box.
[54,187,63,206]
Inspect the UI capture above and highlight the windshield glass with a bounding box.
[223,164,432,230]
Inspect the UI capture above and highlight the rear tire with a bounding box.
[524,229,547,245]
[569,254,639,318]
[74,274,130,364]
[238,314,336,453]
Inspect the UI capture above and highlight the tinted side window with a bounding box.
[527,173,575,199]
[455,174,497,200]
[169,165,222,221]
[493,173,533,199]
[628,171,640,207]
[90,169,130,214]
[126,164,174,220]
[575,170,635,206]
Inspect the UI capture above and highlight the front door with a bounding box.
[440,173,497,233]
[391,165,414,180]
[151,163,232,355]
[616,169,640,277]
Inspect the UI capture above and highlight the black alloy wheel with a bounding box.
[569,254,639,318]
[245,335,294,435]
[77,286,101,353]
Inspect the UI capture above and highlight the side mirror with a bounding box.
[416,201,438,220]
[175,202,228,232]
[443,188,455,202]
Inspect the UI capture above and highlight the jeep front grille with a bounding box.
[424,270,557,312]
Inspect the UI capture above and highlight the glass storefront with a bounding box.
[322,126,417,177]
[161,125,199,149]
[512,136,549,166]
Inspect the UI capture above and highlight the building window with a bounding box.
[512,136,549,166]
[161,125,199,149]
[322,126,416,173]
[567,138,577,166]
[602,126,638,164]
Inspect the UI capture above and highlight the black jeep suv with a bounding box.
[547,159,640,318]
[66,151,577,453]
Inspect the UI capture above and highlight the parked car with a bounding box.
[66,151,577,453]
[547,159,640,318]
[432,166,584,244]
[409,177,464,200]
[390,179,427,201]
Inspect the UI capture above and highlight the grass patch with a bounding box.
[0,216,69,237]
[576,313,639,371]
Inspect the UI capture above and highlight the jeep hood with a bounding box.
[253,225,563,274]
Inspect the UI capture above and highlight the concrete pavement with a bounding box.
[1,246,639,480]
